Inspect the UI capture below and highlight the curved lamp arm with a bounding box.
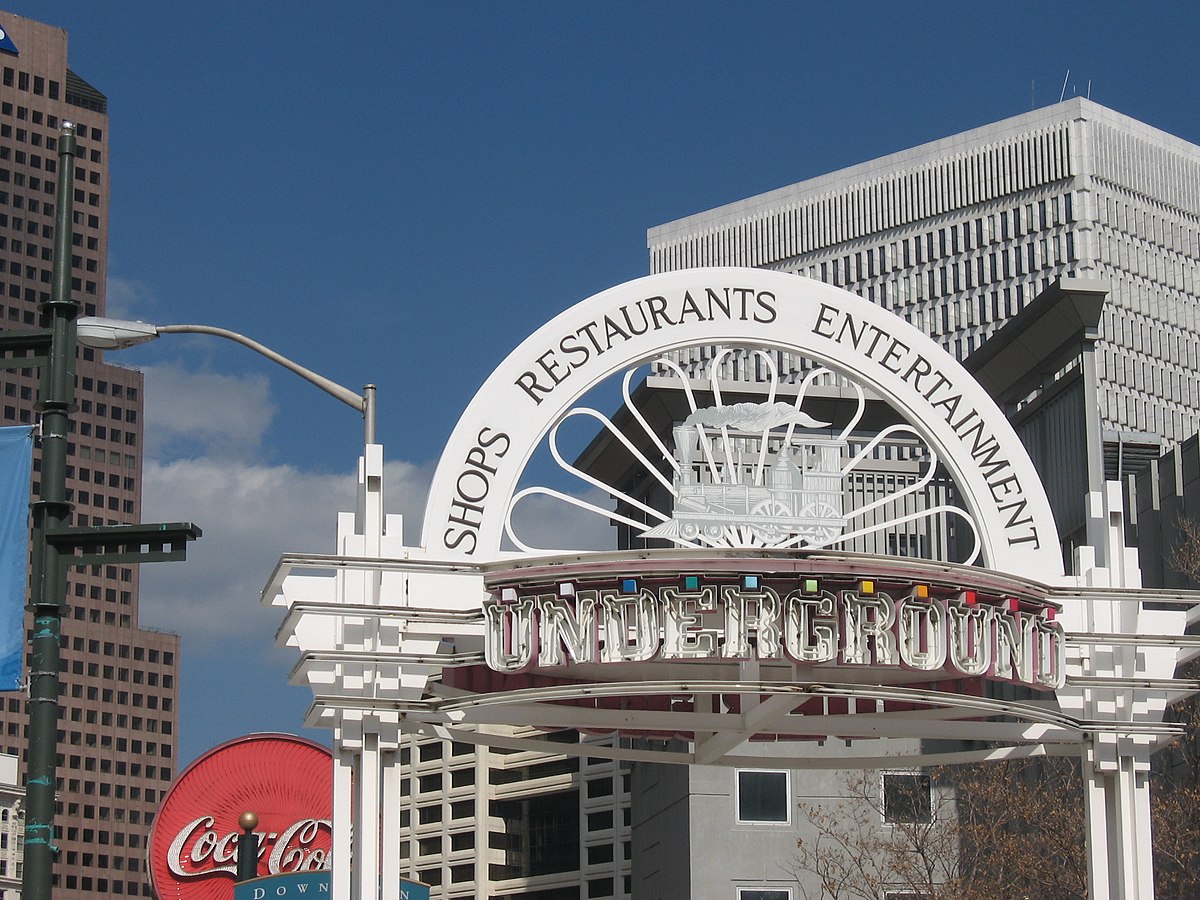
[76,316,377,446]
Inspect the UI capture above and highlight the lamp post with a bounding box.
[78,316,380,898]
[12,124,200,900]
[75,318,377,449]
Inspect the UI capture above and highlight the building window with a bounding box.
[738,891,791,900]
[882,772,932,824]
[736,770,789,824]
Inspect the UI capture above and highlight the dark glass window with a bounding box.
[882,772,932,824]
[737,770,788,823]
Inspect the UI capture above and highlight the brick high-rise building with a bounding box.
[0,12,178,897]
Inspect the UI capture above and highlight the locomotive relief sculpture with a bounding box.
[642,401,847,547]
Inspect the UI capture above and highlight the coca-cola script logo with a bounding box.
[148,734,333,900]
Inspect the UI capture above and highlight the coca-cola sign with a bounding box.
[149,734,333,900]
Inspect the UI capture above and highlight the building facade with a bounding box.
[0,753,23,897]
[0,12,178,897]
[399,729,631,900]
[648,99,1200,463]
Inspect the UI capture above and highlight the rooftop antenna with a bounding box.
[1059,69,1070,103]
[1031,79,1036,109]
[1087,79,1092,99]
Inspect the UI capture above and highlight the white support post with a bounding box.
[359,730,382,900]
[1068,483,1159,900]
[381,748,402,900]
[1082,755,1111,899]
[333,748,355,900]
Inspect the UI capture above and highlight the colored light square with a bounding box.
[860,580,875,594]
[621,578,637,594]
[1044,607,1056,621]
[1006,597,1020,612]
[913,584,929,599]
[963,590,977,606]
[803,578,819,594]
[683,575,700,591]
[558,582,575,598]
[743,575,760,590]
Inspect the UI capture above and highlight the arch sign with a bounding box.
[269,270,1196,900]
[423,268,1060,575]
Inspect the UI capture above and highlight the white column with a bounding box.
[359,730,382,900]
[381,748,402,900]
[1082,755,1111,900]
[1071,484,1158,900]
[333,747,356,900]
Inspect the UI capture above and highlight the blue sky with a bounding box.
[5,1,1200,763]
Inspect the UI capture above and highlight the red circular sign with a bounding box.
[148,733,333,900]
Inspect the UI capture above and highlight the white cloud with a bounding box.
[140,363,276,460]
[139,455,432,650]
[104,275,159,320]
[130,360,612,759]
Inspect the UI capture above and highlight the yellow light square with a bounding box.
[914,584,929,599]
[860,580,874,594]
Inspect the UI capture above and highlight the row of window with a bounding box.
[77,399,136,422]
[812,194,1073,284]
[1,92,103,138]
[58,730,171,757]
[58,752,170,782]
[62,850,140,872]
[68,605,131,626]
[735,770,930,826]
[63,660,171,687]
[56,874,146,895]
[61,797,156,824]
[60,779,161,802]
[58,823,141,846]
[75,445,136,467]
[0,118,103,166]
[0,75,106,137]
[1,67,60,101]
[79,376,135,400]
[0,260,99,294]
[58,640,170,664]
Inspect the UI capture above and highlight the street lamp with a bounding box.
[75,318,377,448]
[77,319,380,890]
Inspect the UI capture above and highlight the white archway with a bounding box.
[422,268,1062,576]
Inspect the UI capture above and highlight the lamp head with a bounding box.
[75,317,160,350]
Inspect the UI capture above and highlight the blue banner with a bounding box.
[0,426,32,691]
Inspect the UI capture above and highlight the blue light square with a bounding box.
[743,575,759,590]
[621,578,637,594]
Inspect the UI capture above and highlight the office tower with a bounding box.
[399,730,631,899]
[648,98,1200,468]
[0,12,179,897]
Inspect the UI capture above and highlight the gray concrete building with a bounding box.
[648,98,1200,466]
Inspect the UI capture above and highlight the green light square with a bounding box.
[683,575,699,591]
